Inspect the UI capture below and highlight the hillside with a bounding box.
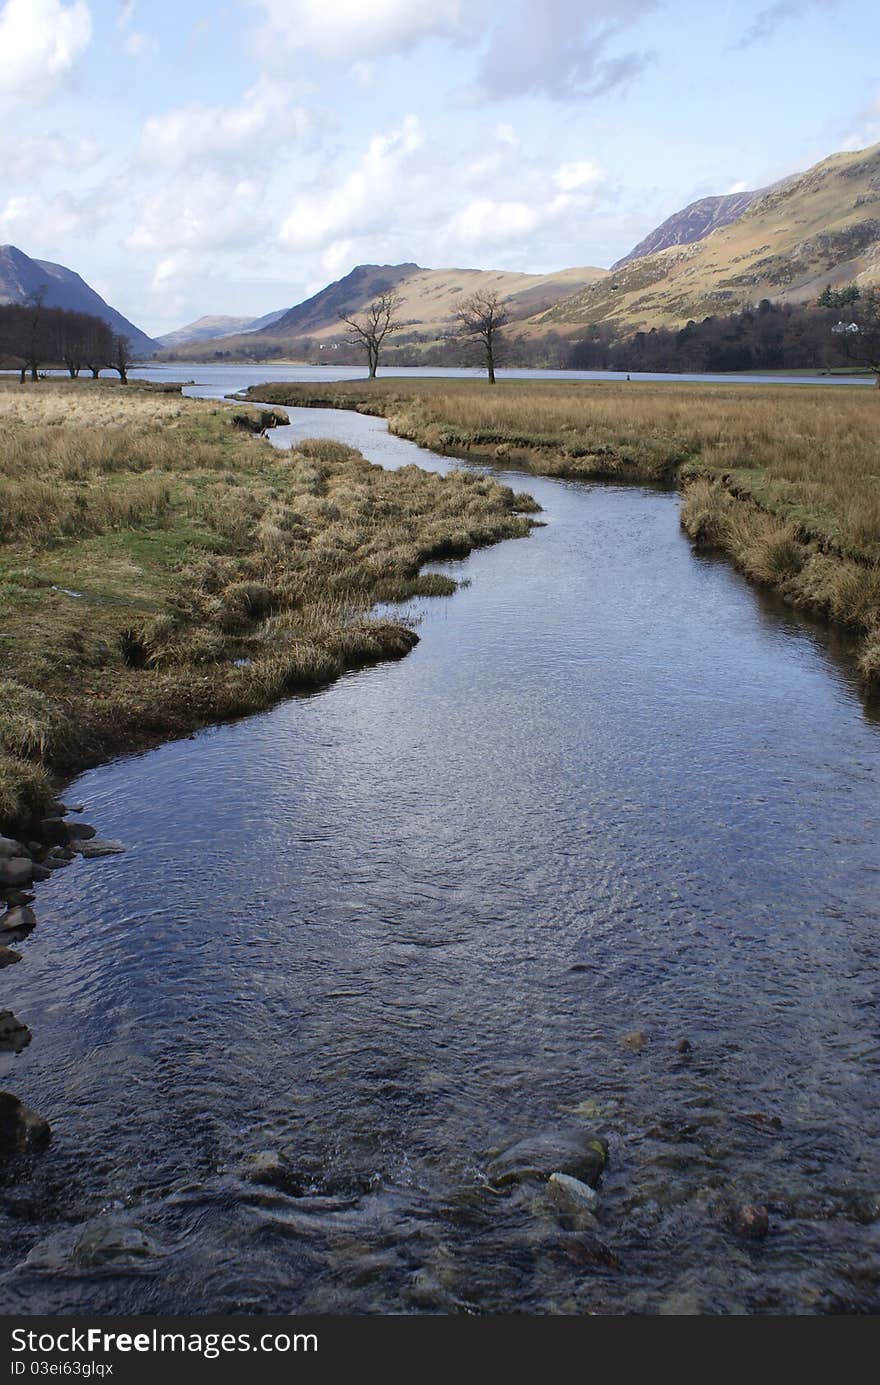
[612,187,768,268]
[155,307,288,349]
[0,245,156,356]
[157,262,607,360]
[544,142,880,336]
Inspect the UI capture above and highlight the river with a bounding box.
[1,368,878,1315]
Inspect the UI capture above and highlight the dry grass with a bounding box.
[245,377,880,682]
[0,379,534,829]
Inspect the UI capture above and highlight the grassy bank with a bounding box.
[0,379,536,830]
[243,378,880,686]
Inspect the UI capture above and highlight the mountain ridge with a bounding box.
[0,245,157,355]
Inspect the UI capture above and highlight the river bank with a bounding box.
[0,379,537,835]
[241,378,880,688]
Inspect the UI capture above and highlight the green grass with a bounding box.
[0,379,536,830]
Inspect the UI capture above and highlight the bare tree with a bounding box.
[112,334,132,384]
[339,290,402,379]
[455,289,509,384]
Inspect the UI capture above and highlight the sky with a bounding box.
[1,0,878,337]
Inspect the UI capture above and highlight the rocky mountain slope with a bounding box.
[0,245,156,355]
[543,142,880,336]
[612,187,768,268]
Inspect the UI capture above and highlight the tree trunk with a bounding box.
[19,366,25,384]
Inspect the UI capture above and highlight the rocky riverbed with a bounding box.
[0,807,124,1154]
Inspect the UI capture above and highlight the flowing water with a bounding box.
[2,373,879,1315]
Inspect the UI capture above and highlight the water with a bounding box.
[2,370,879,1315]
[124,362,872,392]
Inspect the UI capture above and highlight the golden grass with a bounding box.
[245,377,880,681]
[0,379,534,829]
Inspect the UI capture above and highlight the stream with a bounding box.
[1,371,879,1315]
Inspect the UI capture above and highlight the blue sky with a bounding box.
[1,0,877,335]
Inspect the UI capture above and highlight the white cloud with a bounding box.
[126,171,267,257]
[139,79,314,168]
[280,114,425,252]
[250,0,484,63]
[0,0,92,100]
[555,159,604,192]
[125,31,156,57]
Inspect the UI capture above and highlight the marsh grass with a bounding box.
[247,378,880,682]
[0,379,533,828]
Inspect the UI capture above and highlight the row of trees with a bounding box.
[340,284,880,384]
[340,288,509,382]
[568,291,880,380]
[0,301,133,382]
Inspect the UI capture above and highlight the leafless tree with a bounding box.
[455,289,509,384]
[112,334,132,384]
[339,290,402,379]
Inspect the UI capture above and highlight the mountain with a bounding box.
[157,262,607,360]
[155,307,288,350]
[612,187,768,268]
[0,245,157,355]
[542,141,880,336]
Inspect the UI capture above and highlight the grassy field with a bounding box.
[243,377,880,685]
[0,379,536,830]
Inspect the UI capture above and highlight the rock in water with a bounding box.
[733,1203,769,1240]
[0,1092,51,1155]
[0,859,33,888]
[0,906,36,934]
[488,1125,608,1188]
[0,837,27,859]
[0,1011,31,1052]
[548,1171,600,1212]
[64,821,96,842]
[0,946,22,968]
[74,838,126,859]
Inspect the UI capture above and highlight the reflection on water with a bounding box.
[1,381,878,1316]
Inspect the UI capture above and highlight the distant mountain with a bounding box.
[0,245,156,355]
[158,262,607,360]
[543,141,880,335]
[155,307,288,350]
[612,187,768,268]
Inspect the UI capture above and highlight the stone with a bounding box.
[0,1011,32,1053]
[621,1030,647,1052]
[30,864,52,882]
[0,859,33,888]
[39,818,71,847]
[24,1219,158,1270]
[488,1125,608,1188]
[0,946,22,968]
[74,838,126,859]
[732,1203,769,1240]
[0,837,27,859]
[0,1091,51,1155]
[65,821,96,842]
[548,1171,600,1213]
[0,906,36,934]
[0,891,34,907]
[675,1038,692,1054]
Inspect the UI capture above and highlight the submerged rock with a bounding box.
[73,838,126,859]
[0,1011,31,1052]
[732,1203,770,1240]
[0,1092,50,1155]
[25,1218,159,1271]
[621,1030,648,1052]
[488,1125,608,1188]
[0,946,22,968]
